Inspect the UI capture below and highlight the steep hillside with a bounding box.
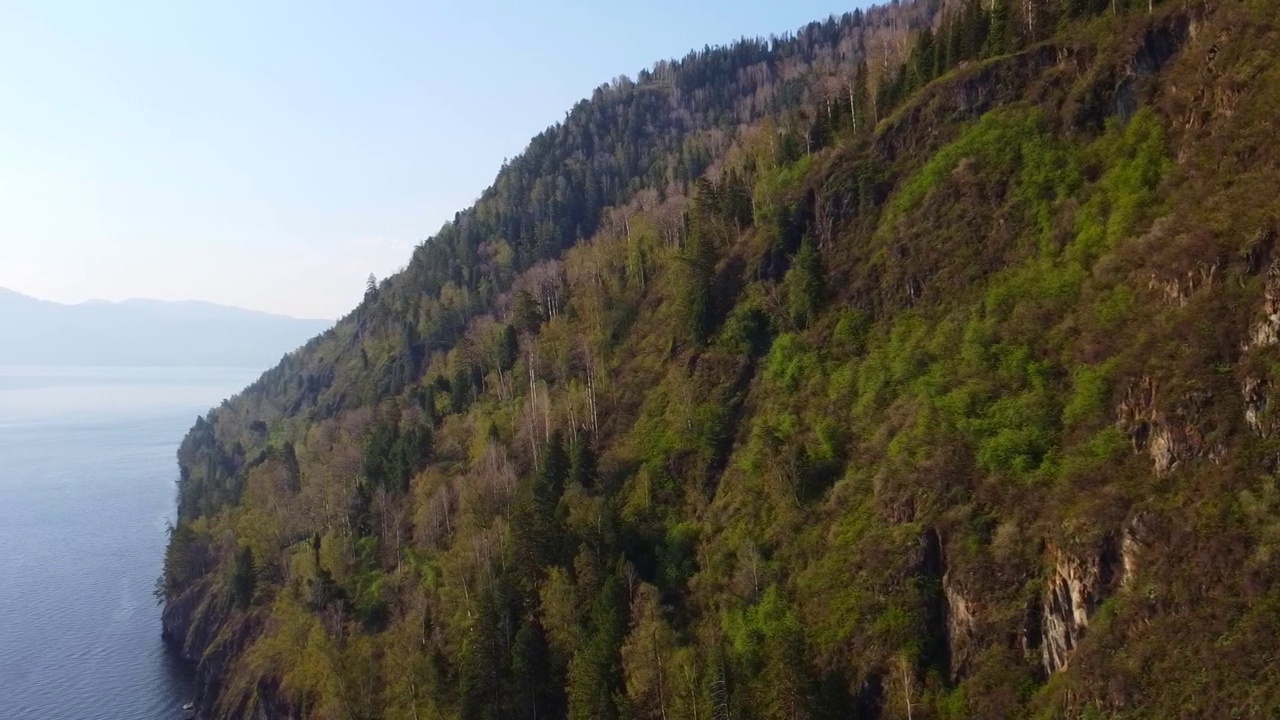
[162,1,1280,718]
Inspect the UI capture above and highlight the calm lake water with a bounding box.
[0,367,259,719]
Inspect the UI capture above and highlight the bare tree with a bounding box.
[526,260,566,321]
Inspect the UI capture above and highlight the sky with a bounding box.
[0,0,870,320]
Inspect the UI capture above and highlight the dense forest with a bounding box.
[162,0,1280,717]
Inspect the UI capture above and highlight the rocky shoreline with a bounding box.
[161,582,290,719]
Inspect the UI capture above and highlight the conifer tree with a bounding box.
[676,222,717,344]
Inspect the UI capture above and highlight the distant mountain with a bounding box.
[0,289,331,368]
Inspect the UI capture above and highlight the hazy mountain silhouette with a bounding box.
[0,288,331,368]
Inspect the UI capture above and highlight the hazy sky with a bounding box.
[0,0,868,320]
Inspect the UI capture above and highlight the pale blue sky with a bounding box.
[0,0,868,319]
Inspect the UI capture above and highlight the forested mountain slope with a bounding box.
[162,1,1280,718]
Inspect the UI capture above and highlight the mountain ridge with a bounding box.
[0,287,330,322]
[0,288,332,368]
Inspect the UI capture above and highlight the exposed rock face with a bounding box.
[878,43,1069,162]
[1020,596,1044,669]
[1116,376,1214,475]
[915,528,981,682]
[1243,226,1275,277]
[1246,258,1280,350]
[917,524,1146,681]
[915,528,985,682]
[918,529,954,679]
[1115,19,1190,121]
[162,581,229,719]
[1239,228,1278,438]
[1041,550,1094,675]
[1119,515,1147,591]
[942,571,977,681]
[162,583,289,719]
[1144,235,1221,308]
[1041,538,1121,675]
[1147,270,1208,308]
[1243,376,1271,436]
[161,579,223,666]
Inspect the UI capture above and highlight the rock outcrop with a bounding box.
[941,571,977,681]
[1243,376,1271,436]
[916,528,981,682]
[1245,257,1280,350]
[1143,224,1221,307]
[1120,516,1145,590]
[162,581,286,719]
[1040,537,1122,675]
[1116,375,1216,475]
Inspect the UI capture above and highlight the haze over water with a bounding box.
[0,367,259,719]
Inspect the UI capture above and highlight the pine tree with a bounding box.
[909,27,938,91]
[230,546,255,609]
[851,60,870,133]
[676,220,717,344]
[568,576,626,720]
[568,436,598,489]
[512,617,559,720]
[986,0,1016,56]
[498,323,520,372]
[784,237,826,329]
[281,441,301,494]
[536,430,570,510]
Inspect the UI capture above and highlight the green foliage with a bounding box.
[350,541,391,630]
[675,229,717,345]
[724,587,816,720]
[832,308,872,356]
[536,430,570,510]
[363,412,433,495]
[658,521,700,594]
[725,586,801,665]
[718,296,772,357]
[883,108,1074,238]
[498,324,520,372]
[753,154,815,227]
[230,545,255,609]
[764,334,819,392]
[568,436,598,489]
[1063,362,1116,428]
[162,521,208,597]
[1054,426,1130,484]
[512,617,558,719]
[568,576,627,720]
[512,290,543,334]
[1071,109,1169,264]
[783,238,825,329]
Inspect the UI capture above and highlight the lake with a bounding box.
[0,367,260,719]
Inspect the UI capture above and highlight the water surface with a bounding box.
[0,367,259,719]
